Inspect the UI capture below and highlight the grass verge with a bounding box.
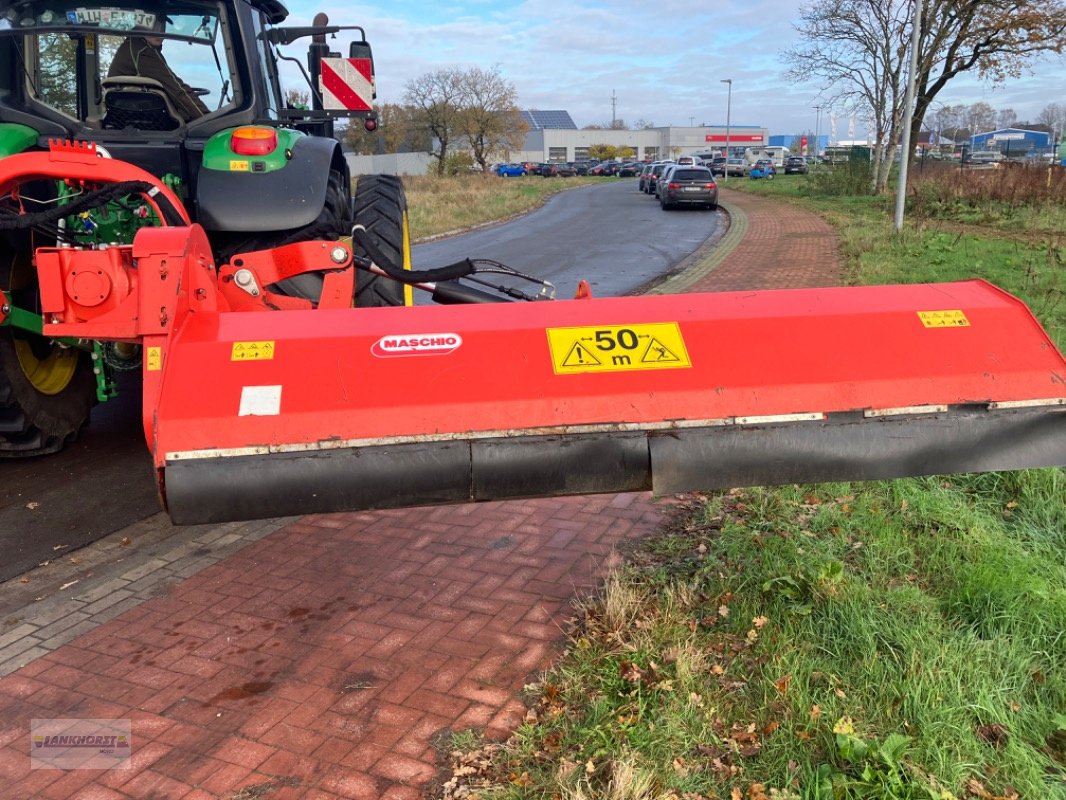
[433,170,1066,800]
[403,174,604,241]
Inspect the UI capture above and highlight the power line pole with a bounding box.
[611,90,617,128]
[721,79,732,182]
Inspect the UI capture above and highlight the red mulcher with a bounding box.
[2,143,1064,524]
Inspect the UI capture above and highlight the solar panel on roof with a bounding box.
[522,110,578,130]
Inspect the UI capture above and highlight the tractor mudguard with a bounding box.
[0,123,37,157]
[195,135,342,233]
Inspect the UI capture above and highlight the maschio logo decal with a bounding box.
[371,333,463,357]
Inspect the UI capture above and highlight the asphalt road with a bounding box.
[0,179,722,582]
[413,178,721,299]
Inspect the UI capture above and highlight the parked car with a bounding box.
[590,161,622,176]
[495,163,526,177]
[554,162,578,177]
[659,167,719,210]
[535,162,558,177]
[704,156,728,176]
[783,156,809,174]
[638,163,655,192]
[724,158,750,177]
[750,159,777,179]
[617,162,642,177]
[646,161,675,195]
[572,160,598,175]
[655,164,680,198]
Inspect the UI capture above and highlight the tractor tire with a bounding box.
[0,240,95,458]
[351,174,409,308]
[211,171,408,308]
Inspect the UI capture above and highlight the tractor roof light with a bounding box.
[231,126,278,157]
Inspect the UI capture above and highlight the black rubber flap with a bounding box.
[166,440,472,525]
[650,406,1066,494]
[471,432,651,500]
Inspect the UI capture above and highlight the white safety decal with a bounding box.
[238,385,282,416]
[371,333,463,357]
[319,57,373,111]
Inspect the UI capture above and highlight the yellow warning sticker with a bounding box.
[230,160,250,172]
[146,346,162,372]
[917,310,970,328]
[547,323,691,375]
[231,341,276,361]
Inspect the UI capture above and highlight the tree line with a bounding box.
[345,66,528,176]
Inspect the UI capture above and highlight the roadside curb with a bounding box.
[646,194,747,295]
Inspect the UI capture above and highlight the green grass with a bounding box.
[433,171,1066,800]
[728,172,1066,350]
[404,174,605,240]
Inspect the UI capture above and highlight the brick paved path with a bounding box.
[0,189,840,799]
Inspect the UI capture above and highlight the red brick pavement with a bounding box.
[0,190,841,799]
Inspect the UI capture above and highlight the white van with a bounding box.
[745,147,789,167]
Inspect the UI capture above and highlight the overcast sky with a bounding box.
[290,0,1065,138]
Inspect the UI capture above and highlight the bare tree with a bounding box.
[1038,102,1066,142]
[344,103,431,155]
[784,0,910,193]
[930,103,967,140]
[404,68,465,176]
[786,0,1066,194]
[455,67,527,171]
[965,101,996,134]
[285,88,310,108]
[908,0,1066,161]
[996,107,1018,129]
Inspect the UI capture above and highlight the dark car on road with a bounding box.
[659,167,719,210]
[638,163,655,191]
[645,161,674,195]
[705,156,727,176]
[784,156,809,174]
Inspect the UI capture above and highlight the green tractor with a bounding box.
[0,0,408,456]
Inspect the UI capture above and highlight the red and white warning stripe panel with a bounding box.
[319,57,374,112]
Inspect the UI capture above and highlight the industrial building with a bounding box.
[970,128,1052,156]
[514,110,768,163]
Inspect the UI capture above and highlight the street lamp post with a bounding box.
[813,105,821,159]
[721,78,732,181]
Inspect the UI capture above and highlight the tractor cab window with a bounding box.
[2,1,235,127]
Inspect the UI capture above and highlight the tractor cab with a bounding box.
[0,2,258,130]
[0,0,376,198]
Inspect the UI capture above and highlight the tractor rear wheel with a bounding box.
[211,171,409,308]
[352,174,410,308]
[0,241,95,457]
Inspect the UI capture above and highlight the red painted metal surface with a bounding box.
[151,280,1066,466]
[0,142,190,225]
[216,241,355,311]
